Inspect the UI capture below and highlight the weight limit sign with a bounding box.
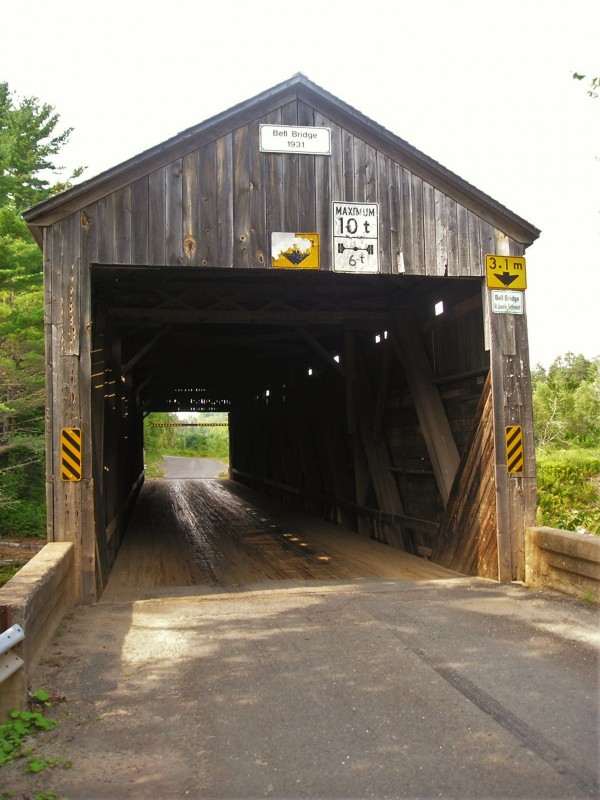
[61,427,82,482]
[505,425,524,475]
[333,202,379,273]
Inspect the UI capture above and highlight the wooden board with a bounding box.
[45,100,530,275]
[432,373,498,579]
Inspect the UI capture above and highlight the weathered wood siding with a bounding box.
[47,101,521,276]
[433,374,498,578]
[36,87,536,600]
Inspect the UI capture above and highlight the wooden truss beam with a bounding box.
[108,308,390,326]
[392,311,460,506]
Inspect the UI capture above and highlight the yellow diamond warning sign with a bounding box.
[272,233,319,270]
[486,255,527,290]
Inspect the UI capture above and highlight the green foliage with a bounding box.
[0,561,25,587]
[0,202,47,530]
[29,689,51,706]
[0,706,57,768]
[0,82,78,211]
[0,794,66,800]
[0,437,46,536]
[536,451,600,534]
[533,353,600,534]
[143,412,230,467]
[532,353,599,448]
[0,692,71,799]
[573,72,600,99]
[0,83,79,536]
[0,440,45,499]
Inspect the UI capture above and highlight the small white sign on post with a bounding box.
[259,125,331,155]
[491,289,524,315]
[332,202,379,273]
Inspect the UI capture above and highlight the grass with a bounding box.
[536,447,600,534]
[0,561,26,588]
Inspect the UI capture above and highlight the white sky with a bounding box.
[2,0,598,369]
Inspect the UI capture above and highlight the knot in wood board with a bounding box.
[184,236,197,256]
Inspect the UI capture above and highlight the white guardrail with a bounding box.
[0,624,25,683]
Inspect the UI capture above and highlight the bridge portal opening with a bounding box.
[91,266,489,584]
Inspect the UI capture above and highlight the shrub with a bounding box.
[0,498,46,537]
[536,451,600,534]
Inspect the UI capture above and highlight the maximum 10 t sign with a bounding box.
[333,202,379,273]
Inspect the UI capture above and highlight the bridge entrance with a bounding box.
[92,265,486,591]
[23,75,539,602]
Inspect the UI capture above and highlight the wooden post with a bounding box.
[45,212,100,604]
[351,333,410,549]
[90,292,110,594]
[344,330,371,538]
[49,217,86,603]
[488,233,536,581]
[317,372,356,528]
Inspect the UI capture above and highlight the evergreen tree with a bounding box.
[0,82,79,532]
[0,81,78,210]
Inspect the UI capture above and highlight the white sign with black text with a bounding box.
[259,125,331,155]
[491,289,524,315]
[332,202,379,273]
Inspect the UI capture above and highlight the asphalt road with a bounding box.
[160,455,229,479]
[3,479,598,799]
[7,580,598,800]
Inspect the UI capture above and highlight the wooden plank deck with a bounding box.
[102,478,460,602]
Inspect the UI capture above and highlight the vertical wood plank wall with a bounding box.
[432,374,498,578]
[46,109,514,277]
[42,96,535,600]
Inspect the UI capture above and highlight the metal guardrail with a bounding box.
[0,624,25,684]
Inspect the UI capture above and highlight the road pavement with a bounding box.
[160,456,229,479]
[2,480,598,799]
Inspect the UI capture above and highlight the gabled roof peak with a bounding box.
[23,74,539,245]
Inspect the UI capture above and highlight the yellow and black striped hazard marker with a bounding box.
[61,427,82,482]
[150,422,229,427]
[505,425,524,474]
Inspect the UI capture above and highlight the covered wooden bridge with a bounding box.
[23,75,540,603]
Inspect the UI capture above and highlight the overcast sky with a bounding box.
[2,0,598,368]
